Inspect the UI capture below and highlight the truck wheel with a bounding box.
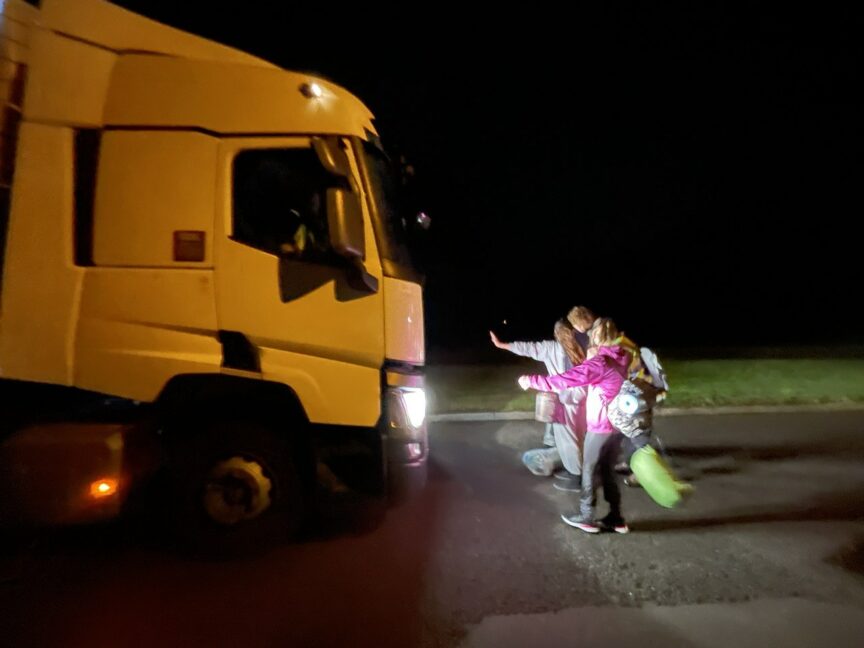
[169,421,305,557]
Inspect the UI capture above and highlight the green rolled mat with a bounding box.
[630,446,694,508]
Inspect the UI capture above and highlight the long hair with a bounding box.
[554,319,586,364]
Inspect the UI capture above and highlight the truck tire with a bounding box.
[168,420,305,557]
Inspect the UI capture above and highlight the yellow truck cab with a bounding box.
[0,0,426,551]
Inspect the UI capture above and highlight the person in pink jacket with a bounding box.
[518,318,631,534]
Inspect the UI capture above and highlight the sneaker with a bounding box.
[624,475,641,488]
[553,468,573,481]
[552,477,581,492]
[522,448,560,477]
[560,514,600,533]
[598,514,630,534]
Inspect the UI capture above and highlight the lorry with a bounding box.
[0,0,427,553]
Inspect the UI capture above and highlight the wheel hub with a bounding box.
[202,456,273,525]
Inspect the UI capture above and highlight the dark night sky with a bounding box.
[115,2,861,351]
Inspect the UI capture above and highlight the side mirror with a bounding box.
[314,136,378,293]
[327,187,365,260]
[327,189,378,293]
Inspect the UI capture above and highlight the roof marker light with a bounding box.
[300,82,323,99]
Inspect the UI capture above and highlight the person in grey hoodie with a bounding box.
[490,319,587,485]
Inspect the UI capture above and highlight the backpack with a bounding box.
[608,347,668,438]
[638,347,669,392]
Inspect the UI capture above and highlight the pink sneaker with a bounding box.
[561,514,600,533]
[599,514,630,534]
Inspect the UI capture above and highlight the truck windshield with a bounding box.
[356,138,421,283]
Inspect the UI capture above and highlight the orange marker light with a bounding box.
[89,478,119,499]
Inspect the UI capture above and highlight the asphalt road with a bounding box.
[2,411,864,647]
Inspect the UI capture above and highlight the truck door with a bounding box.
[214,137,385,427]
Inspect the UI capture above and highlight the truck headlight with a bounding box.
[385,386,427,434]
[400,389,426,429]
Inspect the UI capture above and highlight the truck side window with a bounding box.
[232,148,334,257]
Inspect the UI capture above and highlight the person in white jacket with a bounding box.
[490,319,587,488]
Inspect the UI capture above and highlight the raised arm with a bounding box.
[505,339,557,363]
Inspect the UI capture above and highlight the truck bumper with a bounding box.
[386,451,427,504]
[0,422,160,526]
